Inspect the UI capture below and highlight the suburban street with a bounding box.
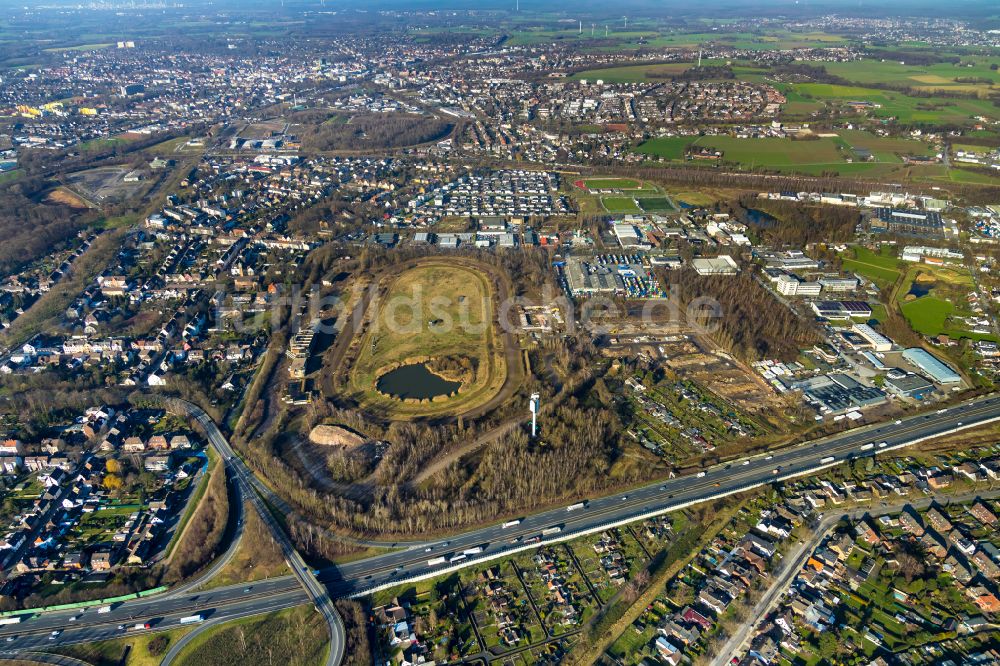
[709,487,1000,666]
[0,392,998,661]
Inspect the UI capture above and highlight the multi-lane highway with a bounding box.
[320,393,1000,599]
[169,399,346,666]
[1,393,998,662]
[0,578,308,653]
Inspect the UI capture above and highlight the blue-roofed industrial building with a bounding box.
[902,348,961,384]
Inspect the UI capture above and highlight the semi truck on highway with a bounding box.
[127,623,151,632]
[566,502,585,512]
[463,546,484,555]
[860,443,874,451]
[427,556,447,566]
[541,526,562,536]
[97,605,113,614]
[501,520,521,528]
[820,456,836,464]
[449,554,467,564]
[0,617,22,626]
[179,615,204,624]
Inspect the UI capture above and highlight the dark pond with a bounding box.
[908,282,931,298]
[677,201,694,209]
[377,363,461,400]
[746,208,778,227]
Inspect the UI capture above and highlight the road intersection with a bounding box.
[0,393,997,664]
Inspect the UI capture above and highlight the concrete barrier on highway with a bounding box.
[349,412,1000,600]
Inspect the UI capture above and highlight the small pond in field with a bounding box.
[376,363,461,400]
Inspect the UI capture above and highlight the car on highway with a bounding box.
[742,460,750,465]
[696,471,706,478]
[765,455,773,460]
[49,630,61,640]
[117,625,125,630]
[5,636,15,642]
[69,615,80,622]
[621,495,628,501]
[895,419,902,425]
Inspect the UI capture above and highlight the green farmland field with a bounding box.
[570,62,692,83]
[787,82,1000,124]
[634,136,693,160]
[803,58,1000,95]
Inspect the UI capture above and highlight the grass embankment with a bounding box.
[163,447,230,583]
[201,500,290,589]
[162,448,217,563]
[173,604,329,666]
[50,626,194,666]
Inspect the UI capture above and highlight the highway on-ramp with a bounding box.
[1,393,998,663]
[169,399,346,666]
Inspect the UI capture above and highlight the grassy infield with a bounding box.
[348,261,508,419]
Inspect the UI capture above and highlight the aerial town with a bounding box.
[0,1,999,665]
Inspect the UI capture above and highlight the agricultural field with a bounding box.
[693,135,846,167]
[835,129,937,163]
[805,57,1000,95]
[345,260,508,419]
[569,62,692,83]
[634,133,932,176]
[785,82,1000,124]
[634,136,692,161]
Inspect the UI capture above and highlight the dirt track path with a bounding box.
[410,415,525,484]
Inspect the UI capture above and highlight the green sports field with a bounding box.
[579,177,652,191]
[602,196,643,213]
